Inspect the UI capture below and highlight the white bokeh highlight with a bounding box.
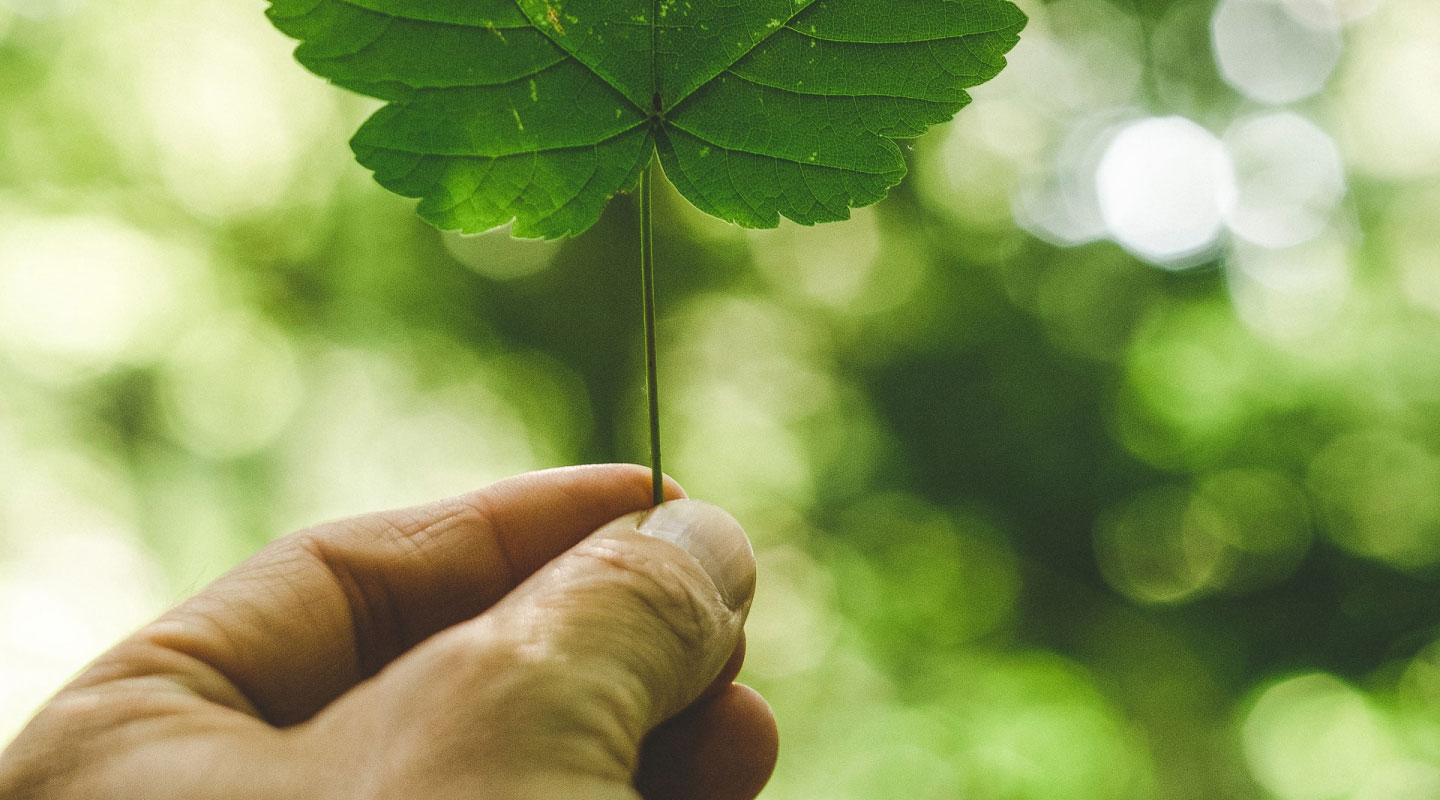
[1095,116,1236,266]
[1011,111,1120,247]
[1338,0,1440,179]
[1224,111,1346,248]
[0,214,184,375]
[1212,0,1344,105]
[1279,0,1380,29]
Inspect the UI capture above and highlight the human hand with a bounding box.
[0,464,776,800]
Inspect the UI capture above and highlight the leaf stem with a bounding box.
[640,159,663,506]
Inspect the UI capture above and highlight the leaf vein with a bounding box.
[367,118,648,159]
[510,0,649,115]
[662,0,823,110]
[664,122,899,177]
[714,67,962,104]
[780,19,1023,44]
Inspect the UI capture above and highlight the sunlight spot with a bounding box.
[1095,116,1235,266]
[1243,674,1389,800]
[0,213,184,376]
[0,462,162,744]
[1307,430,1440,569]
[158,314,303,459]
[1337,0,1440,178]
[1279,0,1378,29]
[1211,0,1343,104]
[0,0,84,19]
[745,546,841,678]
[1223,111,1345,248]
[443,223,559,280]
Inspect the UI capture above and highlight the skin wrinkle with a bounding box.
[98,644,262,719]
[563,533,735,726]
[552,466,674,542]
[476,641,648,783]
[576,682,647,783]
[294,496,503,692]
[150,606,275,718]
[586,668,651,772]
[296,534,391,679]
[235,552,358,716]
[571,541,712,664]
[369,500,479,588]
[413,630,632,781]
[130,542,359,725]
[20,684,256,800]
[472,490,522,596]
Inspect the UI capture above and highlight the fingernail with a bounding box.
[638,500,756,610]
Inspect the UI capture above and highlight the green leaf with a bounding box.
[267,0,1026,238]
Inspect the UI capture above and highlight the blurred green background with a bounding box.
[3,0,1440,796]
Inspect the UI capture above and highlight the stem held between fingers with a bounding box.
[640,160,662,507]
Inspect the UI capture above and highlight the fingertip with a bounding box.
[730,684,779,790]
[597,462,688,503]
[662,472,687,501]
[636,500,755,612]
[697,635,746,705]
[529,463,686,503]
[637,683,779,800]
[729,685,779,770]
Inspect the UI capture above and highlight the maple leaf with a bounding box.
[268,0,1026,238]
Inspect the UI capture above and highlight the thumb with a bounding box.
[485,498,756,732]
[320,499,756,794]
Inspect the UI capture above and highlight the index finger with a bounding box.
[79,464,684,726]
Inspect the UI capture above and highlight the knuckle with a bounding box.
[409,629,634,768]
[301,493,494,562]
[569,538,719,654]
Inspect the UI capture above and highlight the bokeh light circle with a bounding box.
[1095,116,1236,266]
[1223,111,1346,248]
[1196,469,1312,593]
[158,315,304,459]
[1279,0,1379,30]
[0,214,182,374]
[1242,673,1387,800]
[1211,0,1343,104]
[1093,485,1226,604]
[1307,430,1440,569]
[1338,0,1440,179]
[1226,233,1352,343]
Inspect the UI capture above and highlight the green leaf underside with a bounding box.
[268,0,1025,238]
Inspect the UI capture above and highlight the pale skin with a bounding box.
[0,464,778,800]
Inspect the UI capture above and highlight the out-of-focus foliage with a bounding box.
[2,0,1439,798]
